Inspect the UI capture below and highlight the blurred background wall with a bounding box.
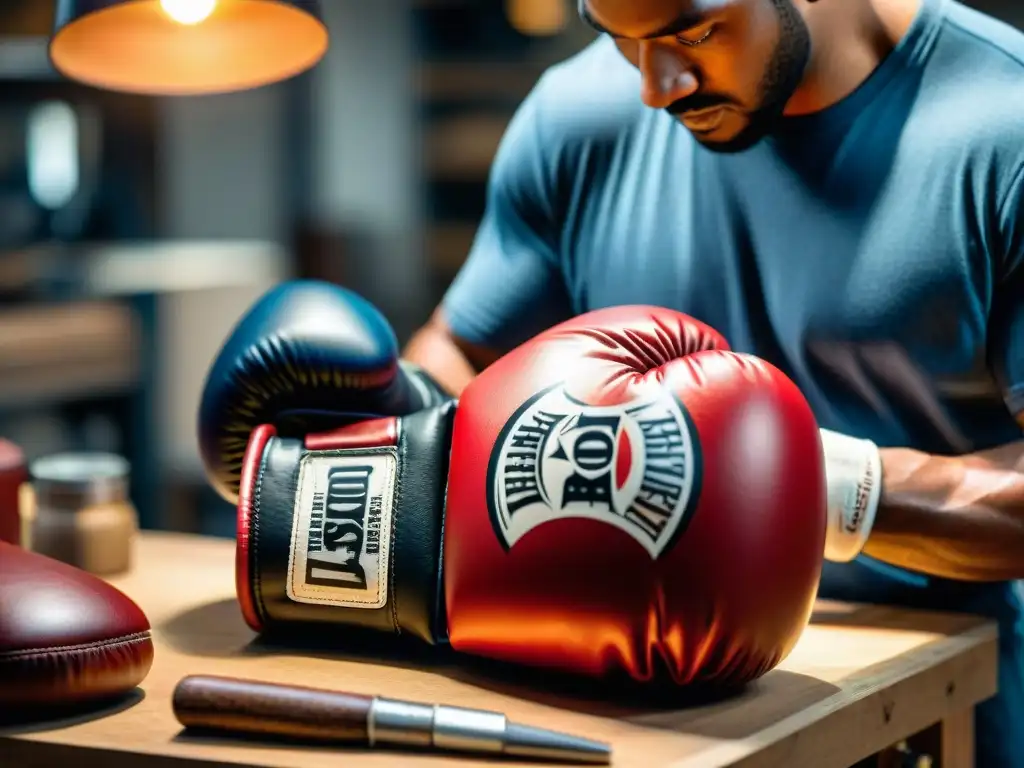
[0,0,1018,537]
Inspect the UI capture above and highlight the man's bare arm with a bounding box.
[402,311,502,397]
[866,436,1024,581]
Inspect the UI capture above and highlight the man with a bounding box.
[402,0,1024,762]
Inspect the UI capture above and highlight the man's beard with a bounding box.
[670,0,811,153]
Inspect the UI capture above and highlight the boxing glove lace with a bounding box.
[198,280,449,504]
[236,306,827,688]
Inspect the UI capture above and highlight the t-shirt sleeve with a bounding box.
[439,75,574,353]
[990,163,1024,418]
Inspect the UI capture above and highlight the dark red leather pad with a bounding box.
[0,542,154,708]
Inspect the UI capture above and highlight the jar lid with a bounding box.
[31,452,130,506]
[0,439,24,470]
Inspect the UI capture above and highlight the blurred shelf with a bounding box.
[0,300,140,409]
[423,112,510,180]
[0,239,291,299]
[78,240,292,296]
[413,1,588,313]
[427,222,478,272]
[0,36,57,81]
[0,1,54,36]
[417,61,549,102]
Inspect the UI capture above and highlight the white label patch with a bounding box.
[487,385,700,560]
[286,449,397,609]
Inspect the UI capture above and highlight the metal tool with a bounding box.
[172,674,612,764]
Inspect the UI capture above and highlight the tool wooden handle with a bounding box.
[172,674,373,742]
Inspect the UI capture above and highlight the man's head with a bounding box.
[580,0,812,153]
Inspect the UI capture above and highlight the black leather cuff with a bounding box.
[399,360,453,409]
[245,403,455,646]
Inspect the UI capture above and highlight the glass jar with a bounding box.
[26,452,138,576]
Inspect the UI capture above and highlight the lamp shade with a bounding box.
[49,0,328,96]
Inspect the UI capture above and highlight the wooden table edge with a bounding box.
[673,621,998,768]
[0,739,252,768]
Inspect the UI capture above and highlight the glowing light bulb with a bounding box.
[160,0,217,25]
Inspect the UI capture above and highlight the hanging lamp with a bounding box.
[49,0,328,96]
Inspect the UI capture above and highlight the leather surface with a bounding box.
[198,280,453,504]
[0,541,154,707]
[443,306,825,687]
[236,423,278,633]
[245,403,455,645]
[0,439,25,546]
[305,418,399,451]
[386,404,455,643]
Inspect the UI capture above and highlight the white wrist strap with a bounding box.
[818,428,883,562]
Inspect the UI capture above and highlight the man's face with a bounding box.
[581,0,811,153]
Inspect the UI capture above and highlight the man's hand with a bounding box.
[402,311,501,397]
[862,438,1024,581]
[805,426,1024,581]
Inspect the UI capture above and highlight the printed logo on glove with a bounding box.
[488,384,700,560]
[288,448,398,610]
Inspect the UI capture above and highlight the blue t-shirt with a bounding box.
[441,0,1024,761]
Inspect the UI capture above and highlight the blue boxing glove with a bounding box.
[198,280,449,504]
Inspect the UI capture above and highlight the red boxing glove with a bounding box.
[236,306,826,689]
[445,307,826,685]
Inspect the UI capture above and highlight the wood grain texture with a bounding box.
[172,675,372,742]
[0,532,999,768]
[940,708,975,768]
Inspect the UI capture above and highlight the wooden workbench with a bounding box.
[0,531,998,767]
